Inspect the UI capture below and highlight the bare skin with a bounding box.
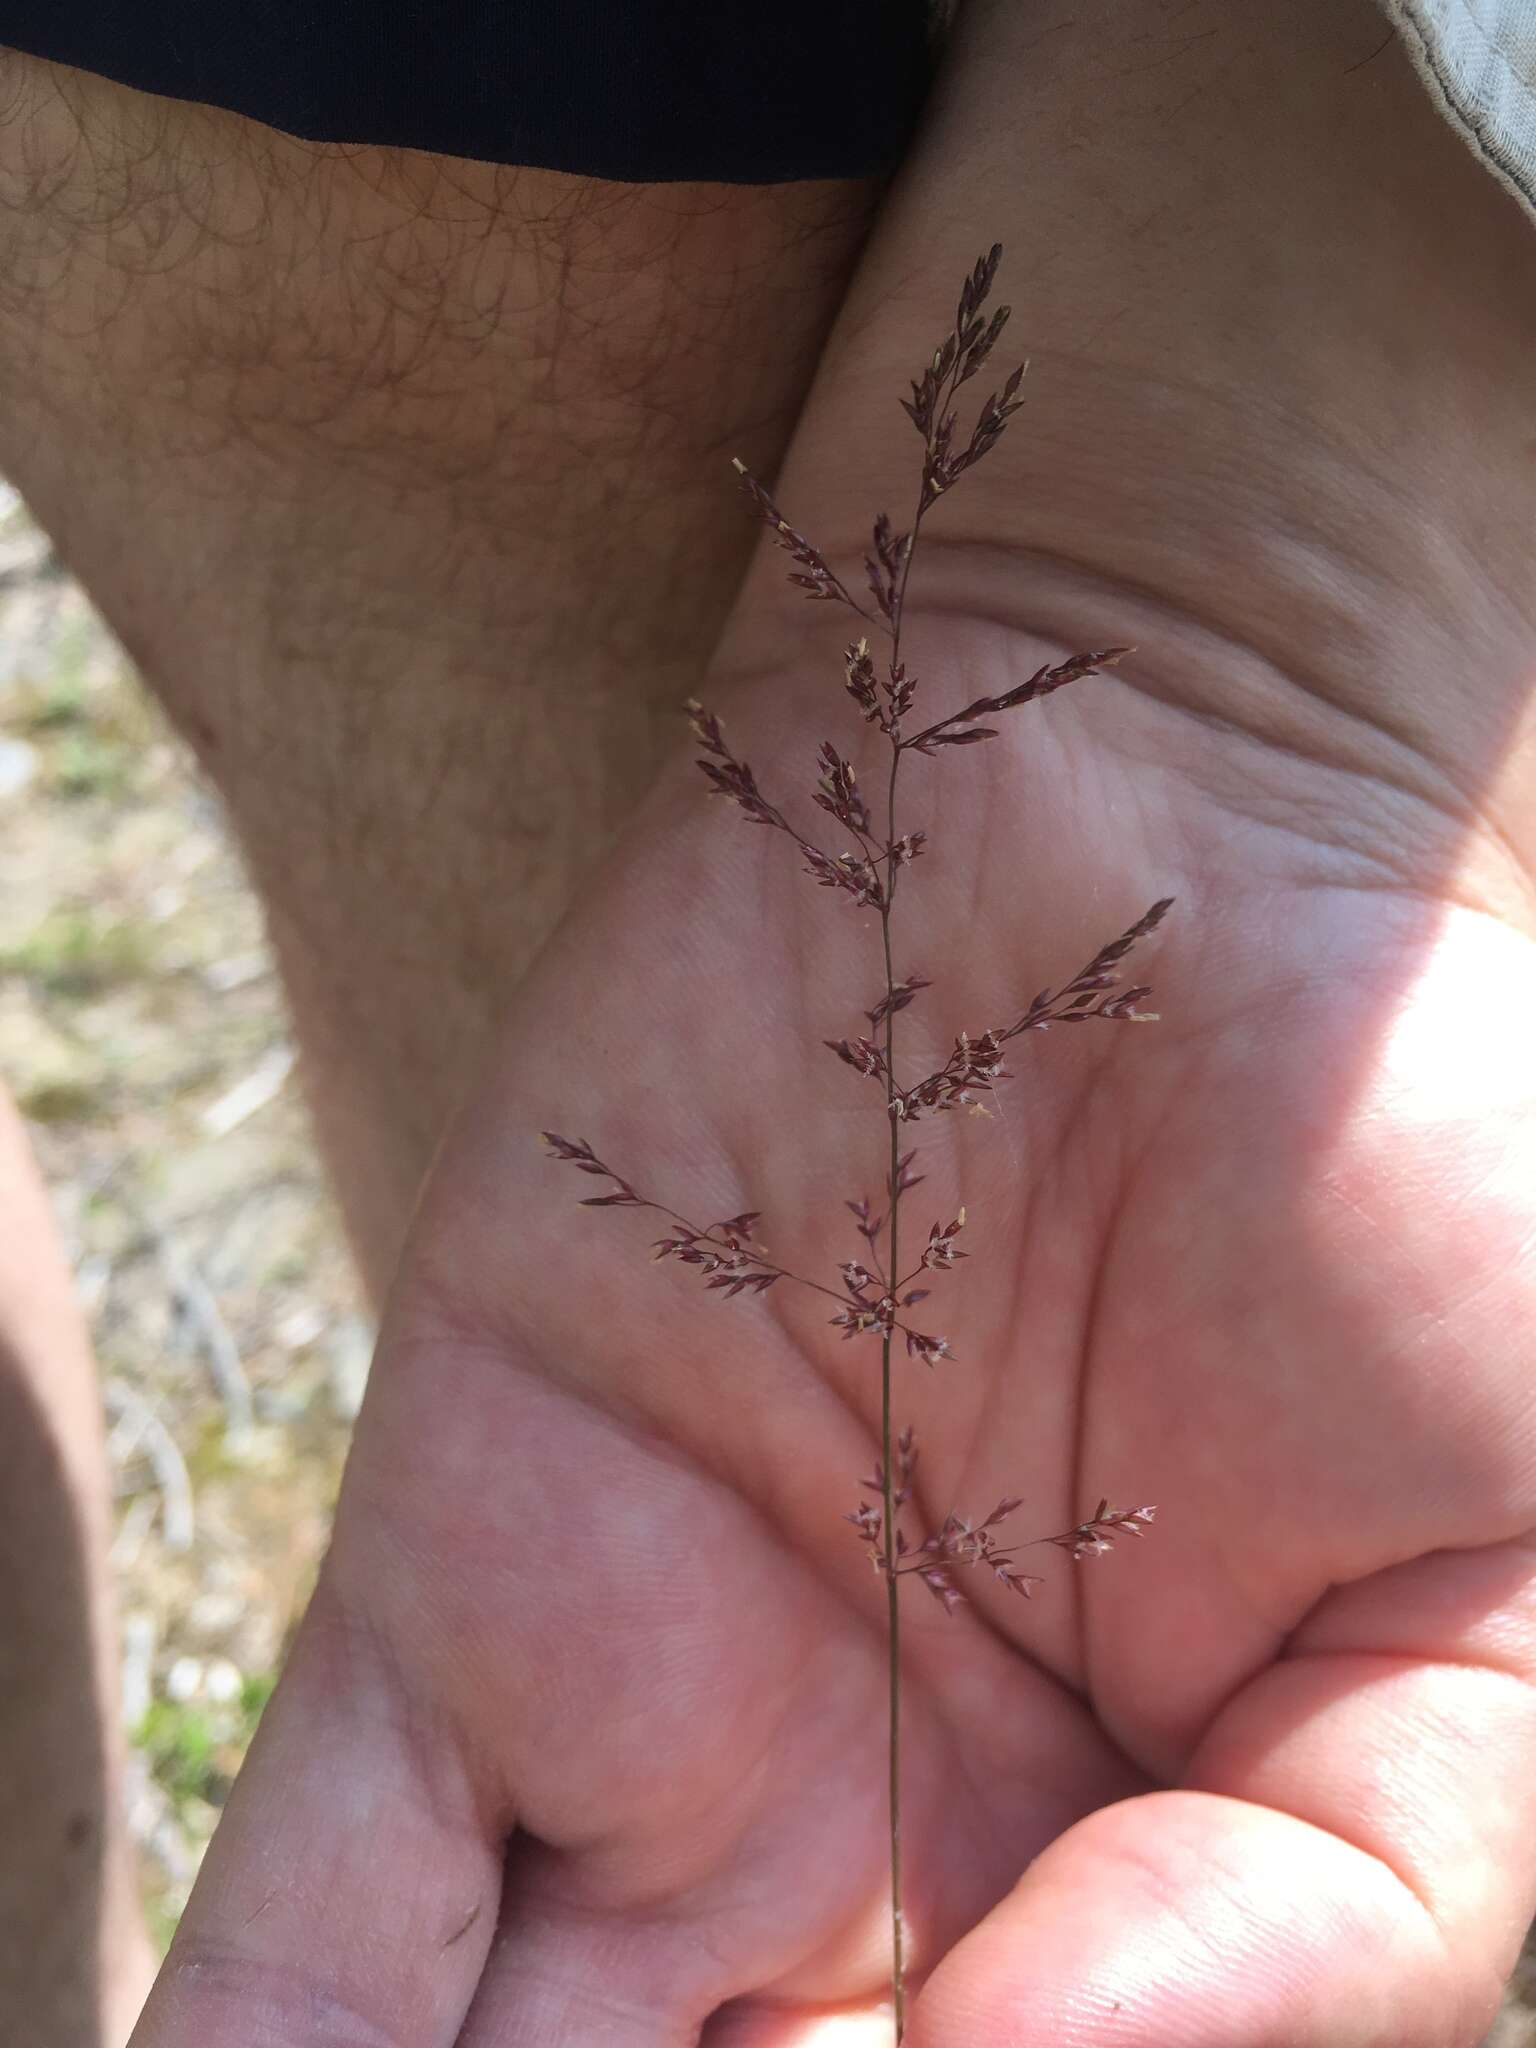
[0,42,880,2048]
[5,0,1536,2041]
[0,52,879,1293]
[118,3,1536,2043]
[0,1095,153,2046]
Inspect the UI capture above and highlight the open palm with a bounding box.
[131,17,1536,2019]
[132,510,1536,2043]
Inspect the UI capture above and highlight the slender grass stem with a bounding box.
[877,337,957,2042]
[880,746,905,2037]
[547,247,1167,2048]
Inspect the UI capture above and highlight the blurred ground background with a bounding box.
[0,486,368,1953]
[0,482,1532,2035]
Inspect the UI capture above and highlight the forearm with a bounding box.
[0,55,881,1288]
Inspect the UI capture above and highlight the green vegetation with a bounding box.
[1,906,159,997]
[132,1671,276,1818]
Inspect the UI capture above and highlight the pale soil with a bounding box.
[0,490,363,1945]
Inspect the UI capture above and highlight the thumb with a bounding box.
[908,1788,1470,2046]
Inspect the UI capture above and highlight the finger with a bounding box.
[455,1896,708,2048]
[130,1579,508,2047]
[704,1990,897,2039]
[909,1789,1459,2046]
[454,1835,717,2048]
[701,1999,895,2046]
[910,1546,1536,2045]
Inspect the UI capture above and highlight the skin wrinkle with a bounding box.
[1029,336,1506,608]
[356,1308,872,1692]
[948,1076,1103,1639]
[1199,1700,1501,1976]
[152,1944,411,2048]
[505,1254,889,1650]
[893,581,1536,929]
[895,539,1491,817]
[443,1901,482,1949]
[1292,1537,1536,1673]
[489,1861,756,2032]
[293,1579,511,1849]
[708,530,1530,938]
[1177,1800,1451,2023]
[372,1376,843,1900]
[1070,1104,1153,1719]
[1330,1196,1536,1431]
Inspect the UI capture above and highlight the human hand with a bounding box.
[130,3,1536,2041]
[129,443,1536,2048]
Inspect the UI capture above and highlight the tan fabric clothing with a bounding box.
[1380,0,1536,220]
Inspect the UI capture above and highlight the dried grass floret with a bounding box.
[546,250,1169,2042]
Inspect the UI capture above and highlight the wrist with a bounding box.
[712,0,1536,920]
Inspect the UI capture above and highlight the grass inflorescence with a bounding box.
[544,246,1168,2041]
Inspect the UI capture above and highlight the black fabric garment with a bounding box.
[0,2,935,182]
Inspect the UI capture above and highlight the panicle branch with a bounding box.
[546,246,1171,2048]
[844,637,919,736]
[1046,1499,1159,1559]
[686,699,887,910]
[540,1135,955,1357]
[731,458,878,623]
[889,897,1175,1122]
[901,243,1029,512]
[814,742,874,840]
[863,515,911,625]
[867,975,931,1031]
[846,1427,1158,1612]
[541,1133,788,1302]
[903,647,1134,755]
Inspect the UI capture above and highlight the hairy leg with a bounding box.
[0,44,886,2041]
[0,49,882,1290]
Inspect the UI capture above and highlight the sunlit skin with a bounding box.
[136,538,1536,2045]
[126,4,1536,2043]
